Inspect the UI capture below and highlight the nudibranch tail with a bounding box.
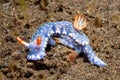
[36,36,41,46]
[90,56,107,67]
[83,45,107,67]
[17,37,29,47]
[74,13,88,30]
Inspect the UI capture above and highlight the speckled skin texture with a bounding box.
[27,21,107,66]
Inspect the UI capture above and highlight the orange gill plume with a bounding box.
[36,36,41,46]
[17,37,29,47]
[74,13,88,30]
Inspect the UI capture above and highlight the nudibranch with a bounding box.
[17,13,107,66]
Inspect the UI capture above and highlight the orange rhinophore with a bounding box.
[74,13,88,30]
[36,36,41,46]
[17,37,29,47]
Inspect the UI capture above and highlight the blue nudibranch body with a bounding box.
[17,13,107,67]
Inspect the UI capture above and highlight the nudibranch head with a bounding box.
[74,13,88,30]
[17,36,46,60]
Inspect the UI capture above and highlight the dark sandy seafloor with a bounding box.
[0,0,120,80]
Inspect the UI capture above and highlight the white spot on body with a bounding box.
[41,51,46,56]
[62,28,67,34]
[49,30,54,36]
[31,54,35,59]
[75,39,79,43]
[29,55,32,59]
[81,42,85,46]
[55,25,61,34]
[27,55,30,59]
[36,55,40,59]
[68,33,74,37]
[85,47,88,52]
[41,37,48,45]
[69,44,74,48]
